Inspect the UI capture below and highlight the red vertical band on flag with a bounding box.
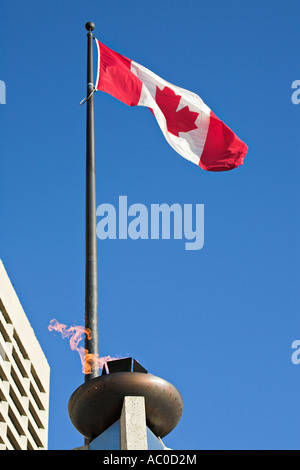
[96,41,143,107]
[199,112,248,171]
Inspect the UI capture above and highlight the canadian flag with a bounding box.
[95,40,248,172]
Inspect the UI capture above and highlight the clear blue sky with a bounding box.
[0,0,299,450]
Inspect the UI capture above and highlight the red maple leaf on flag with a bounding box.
[155,86,199,137]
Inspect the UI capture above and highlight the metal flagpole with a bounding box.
[84,21,100,382]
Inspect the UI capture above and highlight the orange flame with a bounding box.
[48,319,119,374]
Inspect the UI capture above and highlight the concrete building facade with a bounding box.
[0,260,50,450]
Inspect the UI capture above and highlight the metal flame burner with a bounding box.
[68,358,183,440]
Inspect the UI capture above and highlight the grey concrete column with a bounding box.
[120,396,148,450]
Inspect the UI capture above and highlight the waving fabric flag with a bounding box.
[95,39,248,171]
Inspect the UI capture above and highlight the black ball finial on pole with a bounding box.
[85,21,95,32]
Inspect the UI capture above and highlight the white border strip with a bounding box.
[94,37,101,90]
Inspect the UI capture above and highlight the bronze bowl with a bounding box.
[68,372,183,440]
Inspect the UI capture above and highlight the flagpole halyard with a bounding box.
[84,21,100,382]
